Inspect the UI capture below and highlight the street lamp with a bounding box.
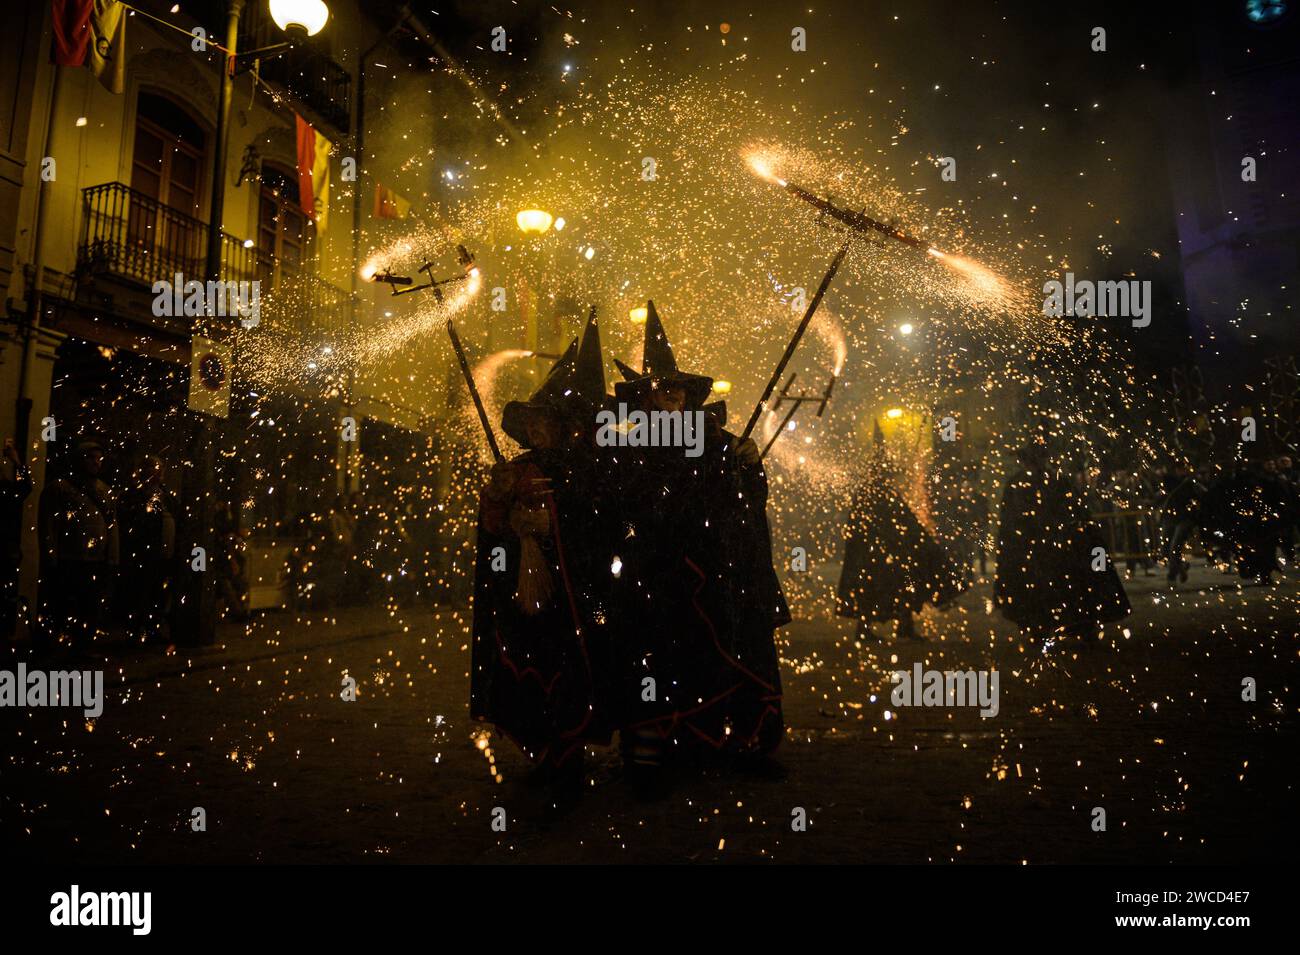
[516,209,554,234]
[270,0,330,37]
[513,209,555,358]
[206,0,333,285]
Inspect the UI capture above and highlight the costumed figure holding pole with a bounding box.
[469,311,618,804]
[610,301,788,793]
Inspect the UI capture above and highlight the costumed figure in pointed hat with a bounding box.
[994,435,1131,640]
[470,312,618,797]
[836,425,964,641]
[609,301,787,789]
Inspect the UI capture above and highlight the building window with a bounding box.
[258,164,309,288]
[130,92,206,217]
[127,92,208,272]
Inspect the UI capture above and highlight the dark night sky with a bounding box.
[397,0,1221,366]
[414,0,1188,257]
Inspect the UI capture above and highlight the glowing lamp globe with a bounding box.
[712,380,732,395]
[516,209,553,234]
[886,407,904,419]
[270,0,330,37]
[629,306,648,324]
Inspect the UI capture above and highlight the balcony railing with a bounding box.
[79,181,210,286]
[222,239,353,341]
[78,181,352,341]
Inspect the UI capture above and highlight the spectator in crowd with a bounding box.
[325,494,355,606]
[284,508,318,611]
[995,438,1131,642]
[118,455,176,642]
[213,502,249,621]
[1106,469,1156,577]
[38,439,119,657]
[1268,455,1298,566]
[1203,458,1286,585]
[347,491,378,604]
[1157,460,1204,585]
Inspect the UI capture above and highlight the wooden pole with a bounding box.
[742,237,851,440]
[446,319,503,463]
[760,401,802,460]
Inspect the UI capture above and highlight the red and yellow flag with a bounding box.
[373,183,411,220]
[295,114,332,232]
[51,0,126,94]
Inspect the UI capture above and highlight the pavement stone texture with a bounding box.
[2,563,1295,863]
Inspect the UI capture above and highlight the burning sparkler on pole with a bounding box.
[740,151,959,444]
[372,244,480,303]
[741,150,1017,449]
[747,154,945,256]
[369,245,502,462]
[746,152,1016,309]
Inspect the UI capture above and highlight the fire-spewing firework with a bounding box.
[334,75,1168,627]
[746,150,1024,313]
[237,259,483,389]
[235,62,1173,642]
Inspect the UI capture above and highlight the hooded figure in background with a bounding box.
[118,454,176,642]
[1202,456,1287,584]
[995,437,1131,639]
[836,427,964,641]
[470,311,618,795]
[609,301,786,788]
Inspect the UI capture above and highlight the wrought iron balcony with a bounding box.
[222,239,353,341]
[239,7,351,135]
[78,181,352,341]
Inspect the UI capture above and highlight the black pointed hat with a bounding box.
[613,300,713,405]
[500,337,578,446]
[868,419,900,482]
[572,306,606,406]
[613,357,639,383]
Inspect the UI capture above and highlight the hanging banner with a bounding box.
[188,336,231,418]
[50,0,126,94]
[295,114,332,231]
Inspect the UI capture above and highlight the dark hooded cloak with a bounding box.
[994,444,1131,634]
[837,449,964,623]
[470,310,619,765]
[609,301,785,753]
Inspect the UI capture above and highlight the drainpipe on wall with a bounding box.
[341,25,400,495]
[17,66,65,451]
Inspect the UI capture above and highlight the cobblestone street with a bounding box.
[3,563,1295,864]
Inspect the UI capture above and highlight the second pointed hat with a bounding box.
[613,300,713,406]
[500,307,610,446]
